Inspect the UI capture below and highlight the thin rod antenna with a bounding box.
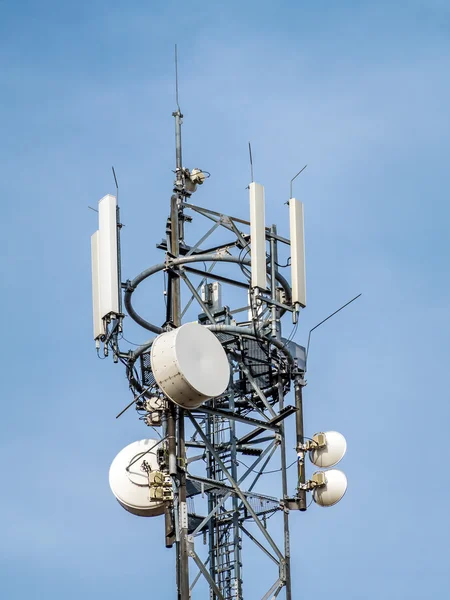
[290,165,307,199]
[175,44,181,113]
[112,166,119,193]
[173,46,183,172]
[115,384,154,419]
[306,293,362,363]
[112,166,123,316]
[248,142,254,182]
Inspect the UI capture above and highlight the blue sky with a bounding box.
[1,1,450,598]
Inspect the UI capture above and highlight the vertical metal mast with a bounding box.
[168,44,190,600]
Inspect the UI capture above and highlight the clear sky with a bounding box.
[1,1,450,598]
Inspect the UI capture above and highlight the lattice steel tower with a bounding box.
[91,75,348,600]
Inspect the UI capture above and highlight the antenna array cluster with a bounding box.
[89,72,350,600]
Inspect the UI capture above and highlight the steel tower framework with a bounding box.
[100,107,310,600]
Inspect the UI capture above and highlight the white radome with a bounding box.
[150,322,230,409]
[309,430,347,468]
[312,469,348,507]
[109,439,165,517]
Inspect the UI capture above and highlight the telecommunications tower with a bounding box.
[90,65,349,600]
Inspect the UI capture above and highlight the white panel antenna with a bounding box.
[289,198,306,308]
[91,230,104,340]
[98,194,119,319]
[249,182,267,290]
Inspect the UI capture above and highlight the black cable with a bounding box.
[286,321,299,345]
[275,257,291,268]
[118,334,141,347]
[237,458,298,475]
[276,320,299,355]
[238,245,252,281]
[119,355,141,388]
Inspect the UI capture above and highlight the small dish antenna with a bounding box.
[312,469,348,507]
[309,431,347,468]
[109,439,165,517]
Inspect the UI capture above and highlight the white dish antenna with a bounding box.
[249,182,267,290]
[309,431,347,468]
[109,439,165,517]
[289,198,306,308]
[312,469,348,507]
[150,322,230,409]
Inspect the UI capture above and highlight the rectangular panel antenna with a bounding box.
[289,198,306,308]
[249,182,267,290]
[91,230,104,340]
[98,194,119,319]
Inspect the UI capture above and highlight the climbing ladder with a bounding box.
[207,415,242,600]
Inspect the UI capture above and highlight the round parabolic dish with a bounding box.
[312,469,348,507]
[309,431,347,468]
[151,322,230,409]
[109,439,165,517]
